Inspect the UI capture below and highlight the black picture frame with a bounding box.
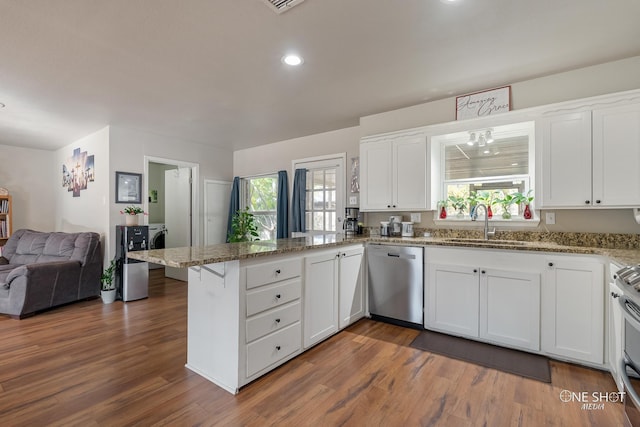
[115,171,142,204]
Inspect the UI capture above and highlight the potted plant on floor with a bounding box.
[100,258,117,304]
[228,207,260,242]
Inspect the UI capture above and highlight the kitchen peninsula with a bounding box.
[128,232,640,394]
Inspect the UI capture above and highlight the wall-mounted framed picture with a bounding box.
[456,85,511,120]
[115,171,142,204]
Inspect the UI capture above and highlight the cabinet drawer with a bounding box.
[246,301,301,343]
[246,322,301,378]
[246,258,301,289]
[246,278,301,317]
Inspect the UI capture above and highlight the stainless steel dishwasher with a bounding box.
[368,244,424,327]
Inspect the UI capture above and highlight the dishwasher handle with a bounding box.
[387,252,416,260]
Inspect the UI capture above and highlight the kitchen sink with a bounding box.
[441,238,530,246]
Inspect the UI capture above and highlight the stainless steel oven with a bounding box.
[620,295,640,426]
[616,265,640,426]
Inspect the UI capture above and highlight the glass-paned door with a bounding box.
[294,155,345,235]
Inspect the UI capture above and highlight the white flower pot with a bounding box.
[125,214,139,226]
[101,289,117,304]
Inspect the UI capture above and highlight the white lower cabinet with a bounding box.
[427,257,540,351]
[541,257,605,364]
[304,245,364,349]
[480,268,540,351]
[186,254,304,394]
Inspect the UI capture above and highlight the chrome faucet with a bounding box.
[473,204,496,240]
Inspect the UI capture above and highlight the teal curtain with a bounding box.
[276,171,289,239]
[291,169,306,233]
[226,177,240,242]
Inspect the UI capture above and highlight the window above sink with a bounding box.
[431,121,537,224]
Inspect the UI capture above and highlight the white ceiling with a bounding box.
[0,0,639,152]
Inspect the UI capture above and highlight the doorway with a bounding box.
[144,156,199,282]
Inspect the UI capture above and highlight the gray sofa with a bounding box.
[0,229,102,319]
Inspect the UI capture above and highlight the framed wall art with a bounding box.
[456,86,511,120]
[115,171,142,204]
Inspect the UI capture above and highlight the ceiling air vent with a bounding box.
[261,0,306,14]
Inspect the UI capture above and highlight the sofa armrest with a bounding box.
[6,260,81,284]
[4,260,84,317]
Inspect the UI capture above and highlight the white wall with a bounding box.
[233,126,361,204]
[360,56,640,136]
[55,127,110,255]
[109,126,233,257]
[0,144,56,232]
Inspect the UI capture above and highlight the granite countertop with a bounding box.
[127,232,640,268]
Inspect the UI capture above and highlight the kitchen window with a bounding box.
[241,175,278,240]
[435,121,535,220]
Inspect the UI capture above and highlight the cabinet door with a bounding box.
[360,140,393,211]
[479,268,540,351]
[304,251,339,348]
[538,111,592,207]
[426,263,479,337]
[609,281,624,392]
[542,259,604,364]
[338,246,364,329]
[592,103,640,206]
[393,136,427,210]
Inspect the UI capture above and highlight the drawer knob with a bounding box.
[275,318,281,323]
[473,269,478,273]
[275,294,281,299]
[275,269,281,274]
[611,292,620,299]
[548,262,554,267]
[276,345,281,351]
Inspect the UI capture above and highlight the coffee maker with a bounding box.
[343,207,360,236]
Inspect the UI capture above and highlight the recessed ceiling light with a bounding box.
[282,54,303,66]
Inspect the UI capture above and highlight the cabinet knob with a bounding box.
[481,270,486,274]
[611,292,620,299]
[473,269,478,273]
[275,318,281,323]
[275,269,281,274]
[613,274,618,280]
[596,200,601,204]
[276,345,281,351]
[387,205,391,208]
[275,294,281,299]
[585,200,591,204]
[548,262,554,267]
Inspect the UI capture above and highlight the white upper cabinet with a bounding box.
[592,103,640,206]
[538,111,592,208]
[360,131,427,211]
[538,97,640,208]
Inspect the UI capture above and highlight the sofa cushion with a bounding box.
[38,233,78,262]
[0,256,8,265]
[12,231,48,265]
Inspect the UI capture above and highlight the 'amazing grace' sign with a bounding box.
[456,86,511,120]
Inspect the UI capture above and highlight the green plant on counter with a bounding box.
[100,258,117,291]
[513,189,534,207]
[448,195,467,212]
[495,191,516,219]
[228,207,260,243]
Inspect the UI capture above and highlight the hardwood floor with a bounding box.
[0,269,624,426]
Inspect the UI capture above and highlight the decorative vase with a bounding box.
[439,206,447,219]
[487,205,493,219]
[523,204,532,219]
[101,289,117,304]
[502,211,512,219]
[456,209,464,219]
[125,214,139,226]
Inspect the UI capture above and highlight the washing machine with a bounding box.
[148,223,166,270]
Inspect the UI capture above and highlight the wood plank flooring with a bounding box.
[0,269,624,426]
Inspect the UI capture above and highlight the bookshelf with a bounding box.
[0,194,12,246]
